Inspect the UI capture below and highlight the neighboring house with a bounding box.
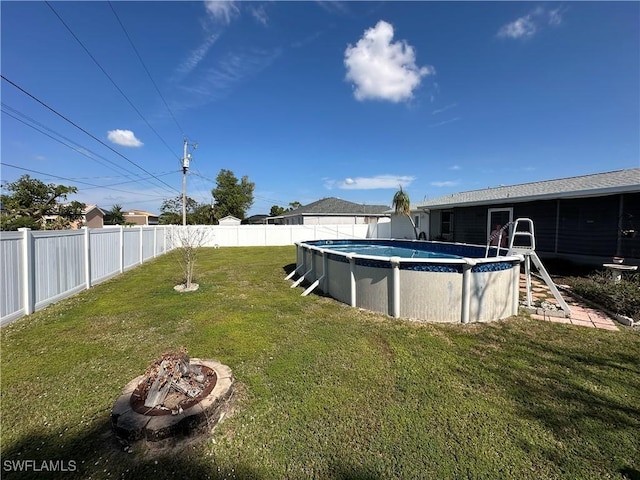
[218,215,242,226]
[123,209,159,226]
[83,205,105,228]
[43,204,105,229]
[413,168,640,265]
[270,197,390,225]
[243,214,268,225]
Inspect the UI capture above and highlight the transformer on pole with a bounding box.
[181,138,197,226]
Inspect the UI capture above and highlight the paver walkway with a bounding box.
[520,274,619,331]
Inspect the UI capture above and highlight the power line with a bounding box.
[45,1,181,160]
[1,75,181,195]
[188,169,216,204]
[83,171,177,190]
[2,103,157,185]
[1,163,173,199]
[3,103,179,191]
[108,1,185,137]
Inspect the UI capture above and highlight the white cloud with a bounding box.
[548,7,566,26]
[497,15,537,39]
[431,180,460,188]
[344,20,434,103]
[497,7,566,40]
[316,1,349,15]
[325,175,415,190]
[292,30,324,49]
[174,33,220,81]
[173,48,282,110]
[449,165,461,171]
[429,117,460,128]
[204,1,239,25]
[107,129,143,147]
[432,103,458,115]
[249,5,268,26]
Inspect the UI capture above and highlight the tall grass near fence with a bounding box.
[1,246,639,479]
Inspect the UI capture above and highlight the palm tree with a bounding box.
[106,204,125,225]
[392,186,418,239]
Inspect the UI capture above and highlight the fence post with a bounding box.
[152,226,157,257]
[18,228,35,316]
[119,226,125,273]
[162,226,166,253]
[139,226,144,265]
[83,227,91,290]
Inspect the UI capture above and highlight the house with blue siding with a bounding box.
[414,169,640,265]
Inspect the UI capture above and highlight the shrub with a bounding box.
[568,271,640,321]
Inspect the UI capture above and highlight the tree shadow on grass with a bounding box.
[2,418,389,480]
[326,461,381,480]
[1,417,262,480]
[456,323,640,475]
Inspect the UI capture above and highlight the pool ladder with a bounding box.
[489,218,571,317]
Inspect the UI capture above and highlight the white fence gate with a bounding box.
[1,222,388,326]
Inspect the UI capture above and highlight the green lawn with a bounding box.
[1,246,639,479]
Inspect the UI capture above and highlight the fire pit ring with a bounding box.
[111,358,234,443]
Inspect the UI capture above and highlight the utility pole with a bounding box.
[181,137,197,226]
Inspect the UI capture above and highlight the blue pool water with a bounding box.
[318,243,463,260]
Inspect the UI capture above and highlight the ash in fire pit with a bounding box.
[111,349,234,444]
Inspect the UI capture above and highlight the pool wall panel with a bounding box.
[354,264,391,317]
[326,258,351,305]
[469,268,518,322]
[400,271,463,322]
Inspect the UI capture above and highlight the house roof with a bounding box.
[279,197,390,217]
[245,214,268,224]
[125,210,158,217]
[416,168,640,209]
[83,204,106,215]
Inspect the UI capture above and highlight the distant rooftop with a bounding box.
[279,197,390,217]
[416,168,640,209]
[125,209,158,217]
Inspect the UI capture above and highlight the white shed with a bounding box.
[218,215,242,226]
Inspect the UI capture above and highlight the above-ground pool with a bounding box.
[291,239,524,324]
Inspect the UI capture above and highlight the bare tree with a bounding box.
[170,227,211,291]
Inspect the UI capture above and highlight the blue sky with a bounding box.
[1,1,638,217]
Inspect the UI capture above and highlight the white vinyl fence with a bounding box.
[1,222,388,326]
[1,226,173,326]
[196,222,385,247]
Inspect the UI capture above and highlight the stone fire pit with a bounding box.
[111,349,234,444]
